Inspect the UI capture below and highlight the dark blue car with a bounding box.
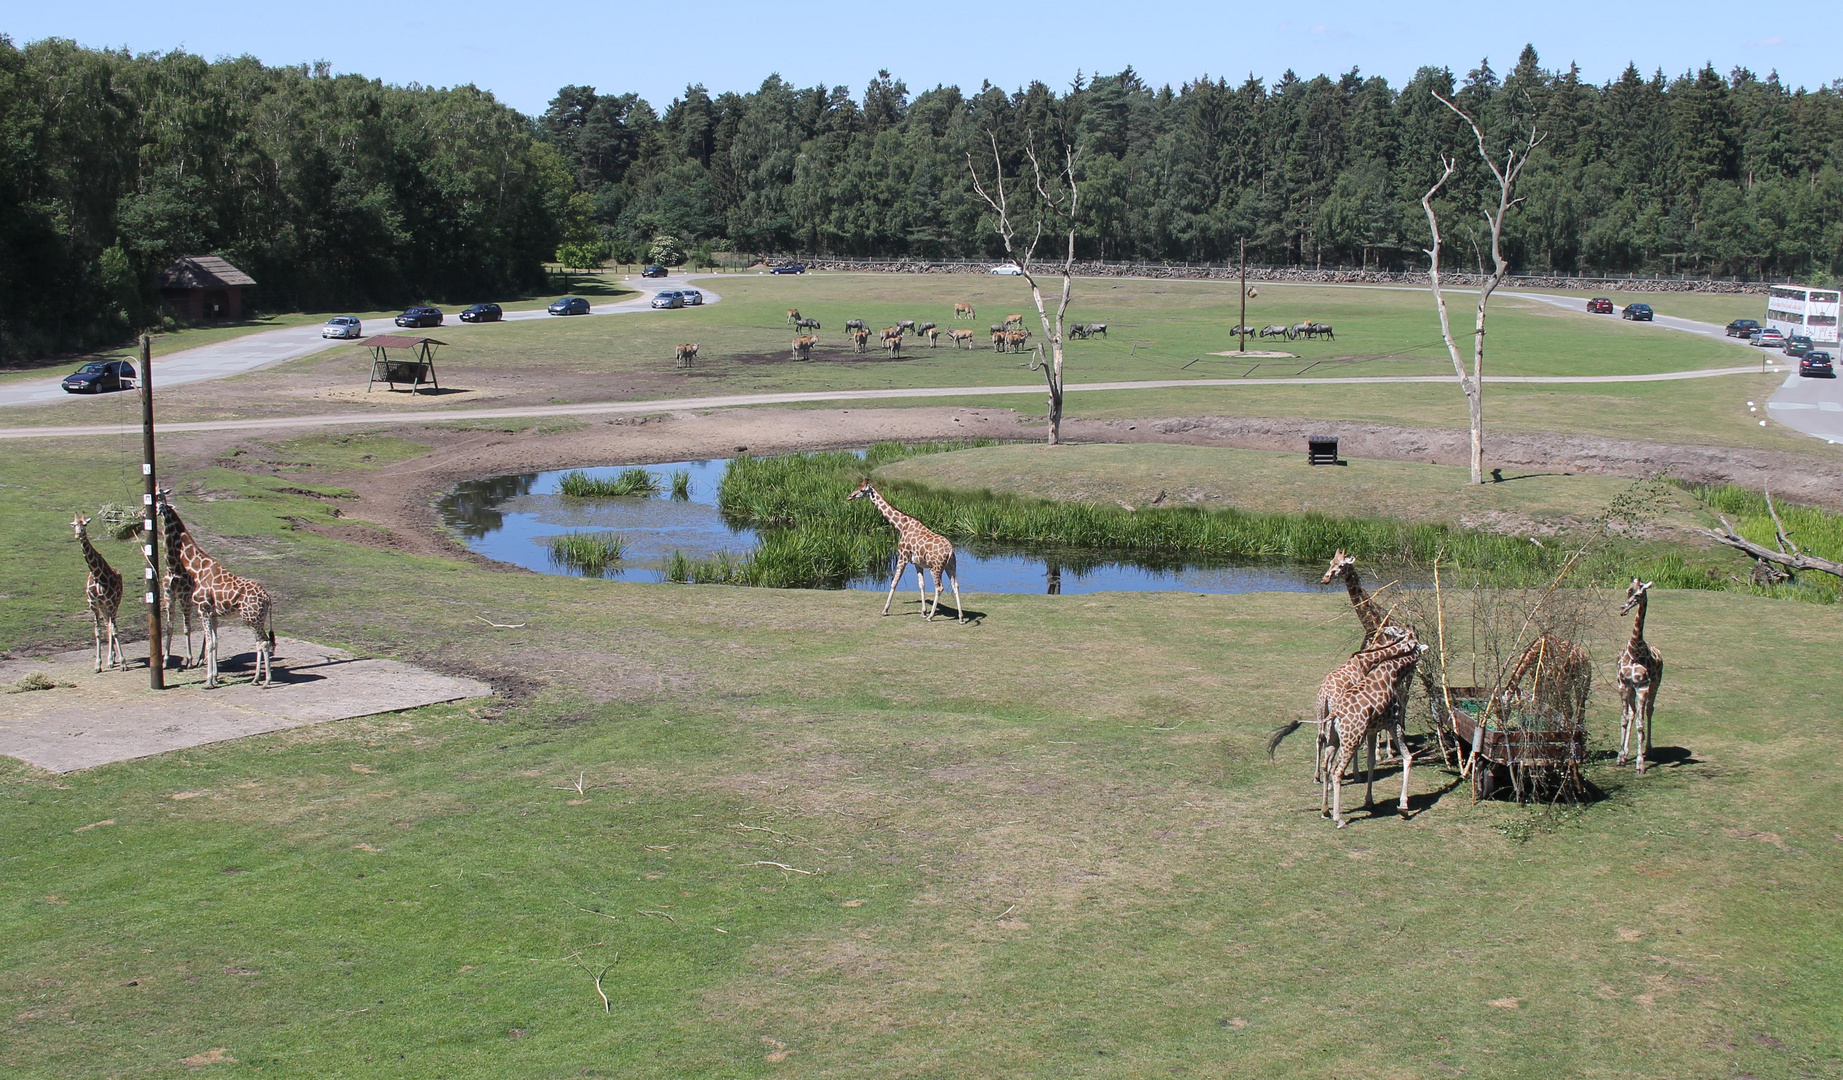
[62,359,136,394]
[770,263,806,275]
[548,296,591,316]
[395,305,443,328]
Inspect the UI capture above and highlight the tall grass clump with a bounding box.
[559,467,660,498]
[1677,483,1843,602]
[547,532,627,576]
[670,469,692,500]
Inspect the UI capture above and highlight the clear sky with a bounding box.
[8,1,1835,114]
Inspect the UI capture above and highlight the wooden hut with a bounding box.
[158,256,256,321]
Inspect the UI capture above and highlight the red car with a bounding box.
[1587,297,1615,314]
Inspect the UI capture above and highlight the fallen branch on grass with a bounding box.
[636,909,679,925]
[474,615,527,629]
[1695,494,1843,580]
[752,861,816,875]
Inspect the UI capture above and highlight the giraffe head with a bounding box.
[846,479,875,502]
[1619,578,1654,615]
[71,513,91,541]
[1321,549,1355,584]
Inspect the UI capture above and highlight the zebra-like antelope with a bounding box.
[1004,328,1031,353]
[1309,322,1334,340]
[852,328,870,353]
[674,343,699,367]
[1291,321,1315,340]
[989,323,1007,335]
[954,302,975,320]
[990,329,1007,351]
[795,317,821,332]
[1082,322,1106,338]
[917,321,937,337]
[886,333,903,358]
[923,327,939,348]
[897,319,917,334]
[948,328,975,349]
[845,318,867,332]
[786,309,801,326]
[880,326,903,344]
[792,335,816,360]
[1259,324,1289,340]
[1003,313,1024,328]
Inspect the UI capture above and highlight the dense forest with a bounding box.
[8,35,1843,362]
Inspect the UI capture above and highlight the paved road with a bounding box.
[0,274,719,410]
[0,365,1771,440]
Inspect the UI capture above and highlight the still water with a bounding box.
[435,457,1328,595]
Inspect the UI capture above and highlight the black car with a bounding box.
[641,265,669,278]
[548,296,591,316]
[1800,351,1836,377]
[1725,318,1761,337]
[459,303,503,323]
[61,359,136,394]
[1784,334,1815,358]
[770,263,806,275]
[395,305,443,328]
[1621,303,1654,321]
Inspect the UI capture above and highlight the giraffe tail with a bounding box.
[1267,719,1306,759]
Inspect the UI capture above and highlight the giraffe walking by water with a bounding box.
[72,514,124,672]
[847,481,964,623]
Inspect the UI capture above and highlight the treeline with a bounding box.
[554,48,1843,280]
[1,37,569,362]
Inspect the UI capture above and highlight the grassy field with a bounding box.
[2,433,1841,1077]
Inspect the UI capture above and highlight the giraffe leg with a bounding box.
[881,559,908,616]
[1616,688,1635,766]
[106,613,123,670]
[203,611,220,688]
[1364,728,1376,810]
[1330,736,1359,827]
[949,571,965,624]
[1635,687,1652,775]
[927,567,945,621]
[914,566,928,618]
[1396,716,1413,814]
[91,609,104,673]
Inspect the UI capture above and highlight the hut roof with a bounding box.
[158,256,257,290]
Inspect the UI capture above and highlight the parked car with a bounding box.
[1587,297,1614,314]
[548,296,591,316]
[650,290,684,309]
[395,305,443,328]
[61,359,136,394]
[678,288,703,306]
[641,265,669,278]
[988,264,1024,275]
[459,303,503,323]
[1799,351,1834,377]
[1621,303,1654,321]
[769,263,806,275]
[321,315,363,339]
[1752,328,1786,348]
[1784,334,1815,358]
[1725,318,1761,338]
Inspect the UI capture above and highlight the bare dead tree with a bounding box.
[1695,489,1843,580]
[968,131,1079,445]
[1423,92,1544,485]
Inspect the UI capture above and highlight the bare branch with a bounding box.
[1696,515,1842,579]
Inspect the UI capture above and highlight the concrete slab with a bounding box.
[0,636,491,773]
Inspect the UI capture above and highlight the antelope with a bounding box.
[786,309,801,326]
[923,327,939,347]
[792,335,816,360]
[948,328,975,349]
[991,329,1007,351]
[954,302,975,320]
[1004,329,1031,353]
[880,326,903,343]
[674,343,699,367]
[886,333,903,358]
[1003,313,1024,328]
[852,327,870,353]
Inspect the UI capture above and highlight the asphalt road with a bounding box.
[0,274,718,410]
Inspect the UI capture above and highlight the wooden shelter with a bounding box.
[158,256,256,321]
[363,335,444,393]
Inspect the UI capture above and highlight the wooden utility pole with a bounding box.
[139,334,164,688]
[1238,238,1248,353]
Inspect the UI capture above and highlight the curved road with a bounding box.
[0,274,719,410]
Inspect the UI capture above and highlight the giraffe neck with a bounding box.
[77,529,113,580]
[1342,567,1382,635]
[866,487,915,533]
[1627,593,1648,649]
[163,505,219,581]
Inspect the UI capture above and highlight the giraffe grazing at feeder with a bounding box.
[1502,632,1593,726]
[1321,550,1403,763]
[159,496,200,668]
[157,490,276,687]
[71,514,124,672]
[1616,579,1664,773]
[846,481,964,623]
[1271,626,1426,827]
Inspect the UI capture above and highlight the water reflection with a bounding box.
[437,457,1328,596]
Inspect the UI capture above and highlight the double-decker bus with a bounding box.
[1766,285,1841,345]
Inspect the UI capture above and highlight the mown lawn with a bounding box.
[1,434,1839,1078]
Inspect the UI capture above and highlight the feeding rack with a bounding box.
[363,335,444,393]
[1431,687,1587,804]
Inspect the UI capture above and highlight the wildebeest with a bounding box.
[948,328,975,349]
[954,302,975,320]
[1310,322,1334,340]
[886,333,903,358]
[852,328,870,353]
[923,326,940,348]
[845,318,867,332]
[1082,322,1106,338]
[1068,323,1090,339]
[1291,321,1315,340]
[1259,324,1290,340]
[786,309,801,326]
[898,319,917,334]
[917,321,937,337]
[990,323,1008,335]
[795,317,821,332]
[674,343,698,367]
[1003,313,1024,328]
[792,335,816,360]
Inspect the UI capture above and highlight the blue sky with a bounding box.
[9,1,1834,114]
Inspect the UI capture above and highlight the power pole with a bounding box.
[139,334,164,689]
[1238,238,1248,353]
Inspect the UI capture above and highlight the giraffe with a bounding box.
[1616,579,1664,773]
[159,494,200,668]
[1269,626,1425,826]
[1320,550,1403,763]
[846,481,964,623]
[157,490,276,687]
[71,514,124,672]
[1501,632,1592,726]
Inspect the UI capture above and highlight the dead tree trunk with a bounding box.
[969,133,1079,446]
[1695,490,1843,580]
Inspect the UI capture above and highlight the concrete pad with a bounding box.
[0,636,491,773]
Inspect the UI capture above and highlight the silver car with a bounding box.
[650,290,683,310]
[679,288,703,306]
[322,315,362,339]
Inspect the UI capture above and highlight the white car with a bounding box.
[988,264,1023,276]
[322,315,362,339]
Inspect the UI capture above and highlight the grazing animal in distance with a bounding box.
[1292,321,1315,340]
[1003,313,1024,328]
[1083,322,1106,338]
[157,490,276,687]
[1616,579,1664,773]
[1310,322,1335,341]
[847,480,964,623]
[791,335,816,360]
[991,329,1007,351]
[954,302,975,320]
[917,321,937,337]
[948,328,975,349]
[1068,324,1089,339]
[845,318,867,332]
[881,326,902,343]
[786,309,801,326]
[795,317,821,332]
[72,513,124,672]
[897,319,917,334]
[886,333,903,358]
[1004,328,1031,353]
[1260,324,1290,340]
[923,326,939,348]
[674,343,699,367]
[852,328,870,353]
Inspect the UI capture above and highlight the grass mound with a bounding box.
[559,467,660,498]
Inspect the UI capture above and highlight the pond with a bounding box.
[436,457,1331,595]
